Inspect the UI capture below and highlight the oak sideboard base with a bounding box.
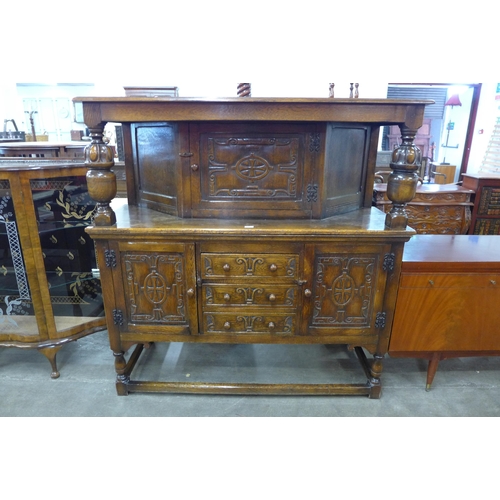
[113,342,382,398]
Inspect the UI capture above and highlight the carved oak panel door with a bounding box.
[303,244,391,342]
[114,242,198,336]
[189,123,318,218]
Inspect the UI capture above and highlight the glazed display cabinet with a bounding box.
[74,96,431,398]
[0,159,106,377]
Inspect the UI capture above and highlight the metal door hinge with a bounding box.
[105,249,117,268]
[383,253,395,272]
[375,312,386,329]
[309,133,320,153]
[113,309,124,326]
[307,183,318,202]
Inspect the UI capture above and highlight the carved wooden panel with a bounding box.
[203,312,297,335]
[201,253,299,279]
[311,254,381,328]
[124,252,188,324]
[190,123,316,218]
[203,284,298,307]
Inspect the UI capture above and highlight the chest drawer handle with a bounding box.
[191,163,199,171]
[268,294,276,302]
[223,321,231,330]
[491,280,497,286]
[304,289,312,297]
[269,264,277,272]
[428,280,434,286]
[187,288,195,297]
[224,293,231,302]
[223,264,230,272]
[268,322,276,330]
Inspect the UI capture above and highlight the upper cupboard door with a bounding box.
[189,122,319,219]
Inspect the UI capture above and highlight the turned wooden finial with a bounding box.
[328,83,335,98]
[349,83,354,98]
[355,83,359,98]
[237,83,251,97]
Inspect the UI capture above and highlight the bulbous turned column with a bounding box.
[85,126,117,226]
[385,126,421,230]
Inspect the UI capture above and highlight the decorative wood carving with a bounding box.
[85,126,116,226]
[385,126,421,229]
[204,135,300,200]
[124,253,186,323]
[312,256,376,327]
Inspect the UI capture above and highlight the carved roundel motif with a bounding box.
[143,271,168,305]
[332,273,354,306]
[235,154,271,181]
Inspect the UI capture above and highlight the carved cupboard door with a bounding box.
[302,243,393,345]
[110,241,198,337]
[188,122,319,218]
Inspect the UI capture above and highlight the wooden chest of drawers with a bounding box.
[373,182,474,234]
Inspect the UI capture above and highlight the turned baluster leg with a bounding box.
[368,354,384,399]
[84,123,116,227]
[114,351,130,396]
[385,126,421,230]
[39,345,64,379]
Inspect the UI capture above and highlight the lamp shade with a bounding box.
[445,94,462,106]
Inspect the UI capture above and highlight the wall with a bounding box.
[467,83,500,173]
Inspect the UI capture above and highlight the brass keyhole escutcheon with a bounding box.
[268,293,276,302]
[191,163,199,172]
[304,289,312,297]
[269,264,277,272]
[223,264,230,272]
[224,293,231,302]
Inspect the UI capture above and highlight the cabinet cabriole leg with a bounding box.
[39,345,64,379]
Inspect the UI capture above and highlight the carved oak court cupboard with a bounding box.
[74,96,431,397]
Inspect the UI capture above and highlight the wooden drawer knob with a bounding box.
[268,293,276,302]
[223,264,230,272]
[187,288,195,297]
[268,322,275,330]
[304,289,312,297]
[223,321,231,330]
[269,264,277,272]
[224,293,231,302]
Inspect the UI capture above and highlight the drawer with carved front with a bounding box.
[203,312,297,335]
[201,253,299,279]
[202,284,299,308]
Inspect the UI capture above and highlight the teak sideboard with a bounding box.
[389,235,500,390]
[74,96,431,398]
